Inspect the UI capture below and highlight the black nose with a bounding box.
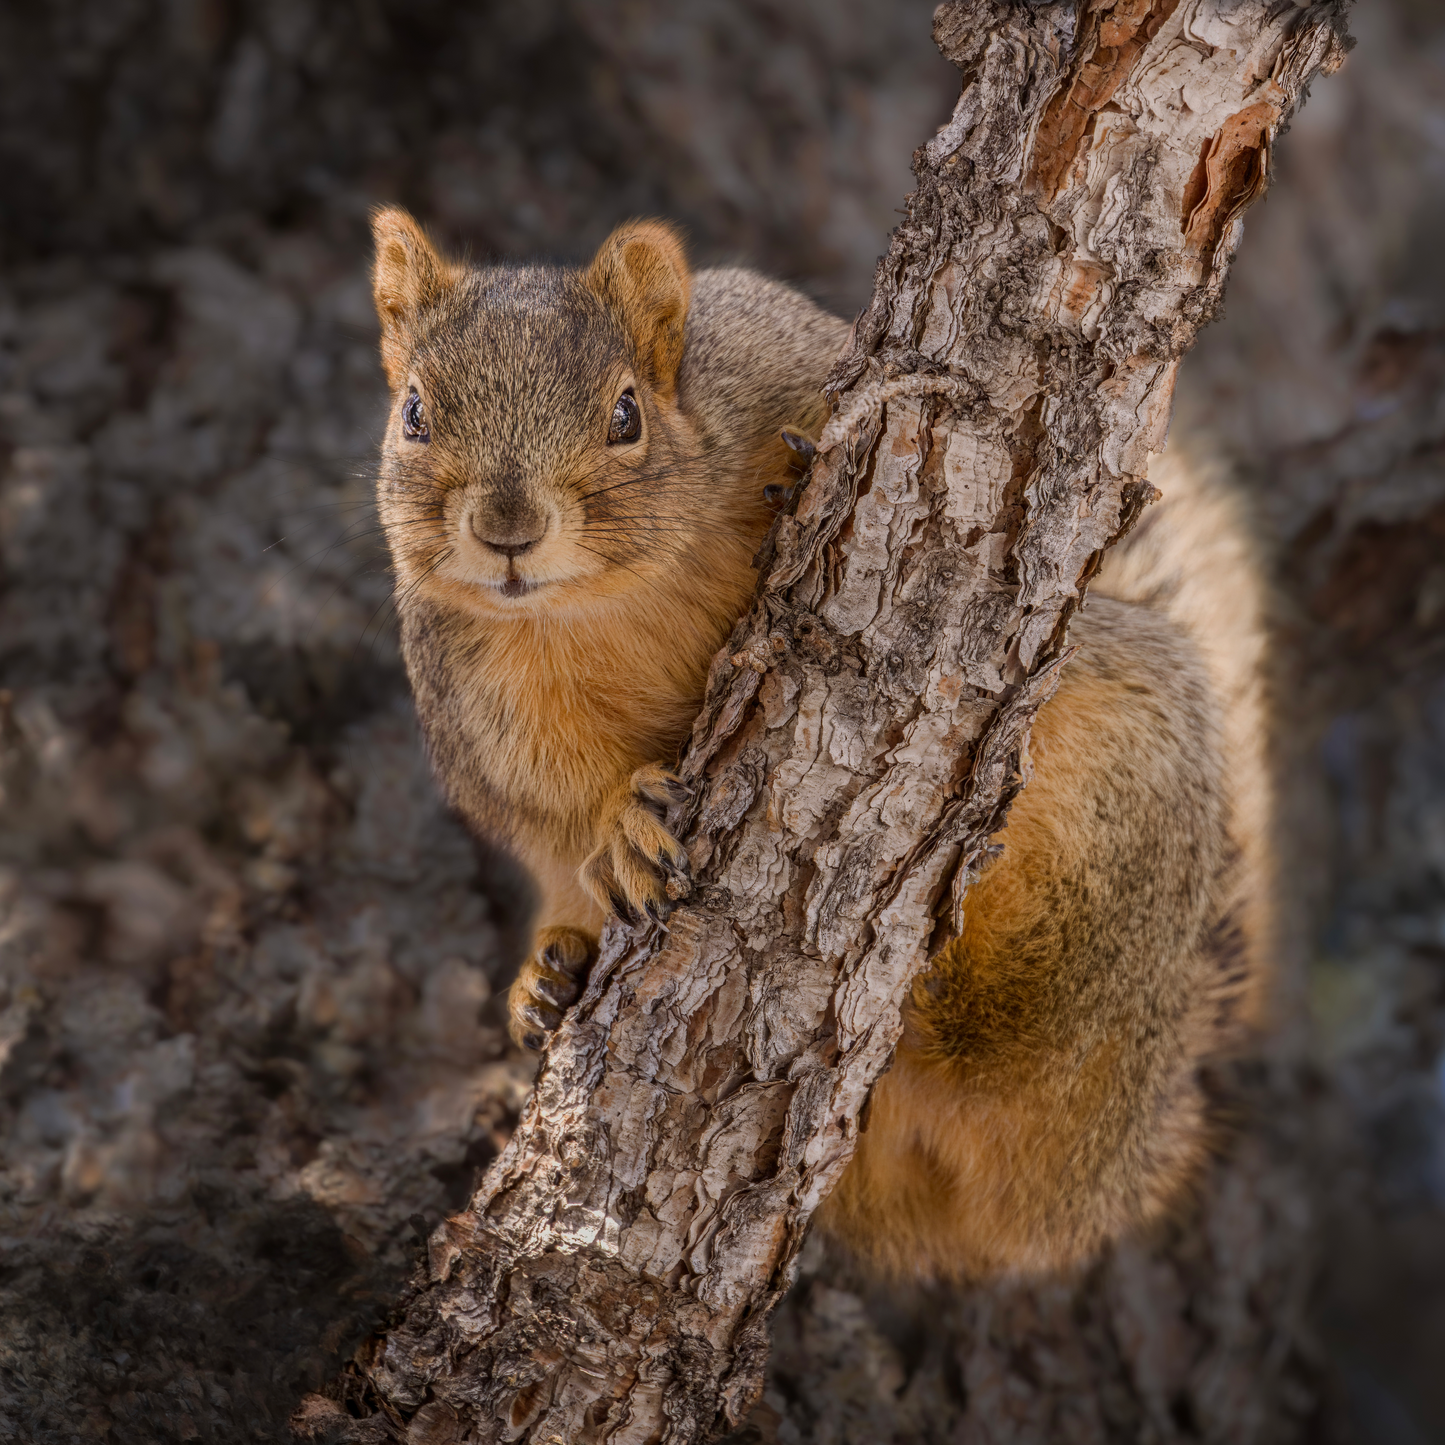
[469,512,545,558]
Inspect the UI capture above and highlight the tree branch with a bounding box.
[297,3,1351,1441]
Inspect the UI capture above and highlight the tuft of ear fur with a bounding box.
[584,221,691,399]
[371,207,455,389]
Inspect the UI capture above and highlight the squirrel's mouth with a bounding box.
[483,565,554,600]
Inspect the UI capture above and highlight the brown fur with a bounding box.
[370,210,1272,1280]
[369,210,844,1040]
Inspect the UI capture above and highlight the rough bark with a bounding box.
[301,4,1352,1441]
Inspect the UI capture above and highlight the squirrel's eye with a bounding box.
[607,390,641,446]
[402,389,429,443]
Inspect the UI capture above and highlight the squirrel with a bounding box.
[370,207,1272,1280]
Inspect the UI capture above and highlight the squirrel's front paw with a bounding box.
[508,926,595,1051]
[581,763,692,925]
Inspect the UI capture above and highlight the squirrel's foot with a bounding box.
[508,926,595,1051]
[581,763,693,925]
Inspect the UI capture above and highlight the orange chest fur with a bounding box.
[404,597,720,844]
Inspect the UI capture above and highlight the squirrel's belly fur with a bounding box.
[370,209,1273,1282]
[402,551,755,925]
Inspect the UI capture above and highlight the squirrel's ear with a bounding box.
[583,221,691,399]
[371,207,454,388]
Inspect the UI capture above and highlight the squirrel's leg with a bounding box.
[580,763,692,924]
[508,926,594,1051]
[505,845,603,1051]
[818,599,1243,1279]
[507,763,694,1050]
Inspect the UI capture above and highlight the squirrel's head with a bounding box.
[370,207,711,618]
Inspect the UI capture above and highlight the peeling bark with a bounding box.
[301,3,1351,1441]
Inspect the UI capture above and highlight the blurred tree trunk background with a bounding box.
[0,3,1441,1443]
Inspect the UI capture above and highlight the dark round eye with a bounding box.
[402,389,429,443]
[607,390,641,445]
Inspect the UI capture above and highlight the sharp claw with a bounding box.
[534,975,578,1009]
[523,1032,544,1052]
[662,848,693,902]
[781,429,816,464]
[644,899,673,930]
[520,1002,560,1033]
[608,891,639,925]
[541,942,586,978]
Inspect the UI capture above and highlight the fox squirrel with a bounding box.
[370,208,1272,1279]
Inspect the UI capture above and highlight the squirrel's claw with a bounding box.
[531,971,580,1010]
[517,1000,561,1034]
[607,889,640,926]
[507,925,596,1051]
[781,428,817,466]
[768,429,817,507]
[660,847,692,903]
[541,936,590,979]
[582,764,694,925]
[632,764,693,811]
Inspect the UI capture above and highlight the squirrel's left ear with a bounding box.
[371,207,456,389]
[584,221,691,400]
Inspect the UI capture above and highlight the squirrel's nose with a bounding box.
[469,511,546,559]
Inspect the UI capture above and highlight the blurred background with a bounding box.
[0,2,1442,1441]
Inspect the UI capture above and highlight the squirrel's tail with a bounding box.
[1094,443,1278,1043]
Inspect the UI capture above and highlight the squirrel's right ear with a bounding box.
[371,207,454,389]
[583,221,691,400]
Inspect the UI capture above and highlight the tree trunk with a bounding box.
[296,3,1351,1441]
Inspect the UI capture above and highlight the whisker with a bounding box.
[353,549,452,664]
[583,517,750,530]
[574,464,713,502]
[254,513,446,612]
[571,542,686,609]
[581,524,756,542]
